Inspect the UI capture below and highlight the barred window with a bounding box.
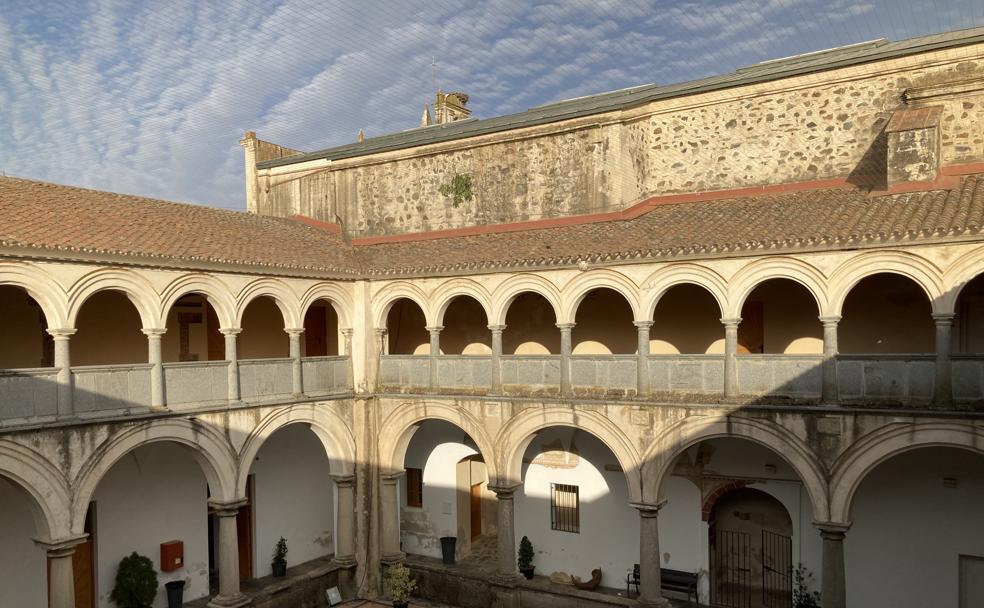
[550,483,580,533]
[406,468,423,508]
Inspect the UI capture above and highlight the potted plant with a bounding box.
[518,536,535,579]
[271,537,288,578]
[110,552,159,608]
[387,562,417,608]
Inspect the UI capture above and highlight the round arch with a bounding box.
[372,282,431,329]
[490,274,563,326]
[236,279,301,328]
[496,406,643,503]
[429,279,494,327]
[236,403,357,495]
[377,402,498,482]
[299,283,353,329]
[642,415,829,521]
[827,251,945,317]
[941,245,984,315]
[66,268,159,329]
[0,439,72,540]
[0,261,69,329]
[828,421,984,523]
[71,419,237,533]
[641,264,728,321]
[726,257,828,320]
[559,270,643,324]
[159,273,237,329]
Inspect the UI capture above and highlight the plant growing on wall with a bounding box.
[110,552,158,608]
[271,537,288,577]
[517,535,535,579]
[439,173,474,208]
[387,562,417,607]
[793,564,822,608]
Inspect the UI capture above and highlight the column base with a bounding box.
[207,592,251,608]
[490,572,523,588]
[380,552,405,565]
[635,598,671,608]
[331,555,357,569]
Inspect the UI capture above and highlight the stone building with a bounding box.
[2,26,984,608]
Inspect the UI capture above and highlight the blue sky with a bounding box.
[1,0,982,210]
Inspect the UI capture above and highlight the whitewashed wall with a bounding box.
[0,478,47,607]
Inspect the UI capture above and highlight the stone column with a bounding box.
[373,328,388,390]
[632,501,669,607]
[815,522,850,608]
[721,318,741,399]
[820,316,841,404]
[331,475,357,567]
[557,323,575,396]
[221,328,242,403]
[380,472,405,563]
[489,324,505,394]
[209,500,251,608]
[38,536,87,608]
[426,326,443,389]
[47,329,76,417]
[635,321,653,396]
[933,313,955,405]
[341,328,355,390]
[489,484,522,585]
[286,328,304,396]
[143,328,167,409]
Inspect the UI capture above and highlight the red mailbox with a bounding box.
[161,540,184,572]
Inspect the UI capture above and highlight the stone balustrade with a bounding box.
[0,368,59,425]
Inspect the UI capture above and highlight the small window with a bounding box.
[406,468,423,508]
[550,483,579,533]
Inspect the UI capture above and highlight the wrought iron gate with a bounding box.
[762,530,792,608]
[712,529,751,608]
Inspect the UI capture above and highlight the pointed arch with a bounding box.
[160,273,237,329]
[560,269,643,324]
[0,261,69,328]
[67,268,159,329]
[236,278,301,328]
[726,257,828,319]
[490,274,563,326]
[641,263,728,320]
[0,439,71,539]
[828,251,944,317]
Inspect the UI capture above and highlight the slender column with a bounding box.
[373,328,388,390]
[815,522,850,608]
[331,475,357,567]
[557,323,575,396]
[221,328,242,402]
[286,328,304,396]
[341,328,355,390]
[933,313,955,405]
[143,328,167,409]
[380,472,405,563]
[820,315,841,404]
[634,321,653,396]
[489,324,505,394]
[209,500,251,608]
[38,536,88,608]
[489,484,522,585]
[375,328,389,356]
[427,325,443,389]
[47,329,76,417]
[631,501,669,607]
[721,318,741,399]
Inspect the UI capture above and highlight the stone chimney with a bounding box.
[884,106,943,188]
[434,90,471,124]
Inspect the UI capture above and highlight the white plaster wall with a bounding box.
[659,476,703,573]
[251,424,334,577]
[0,477,47,607]
[847,447,984,608]
[93,443,209,608]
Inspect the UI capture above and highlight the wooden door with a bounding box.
[237,476,254,580]
[470,483,482,540]
[49,505,94,608]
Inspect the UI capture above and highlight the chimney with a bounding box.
[434,90,471,124]
[884,106,943,188]
[239,131,259,213]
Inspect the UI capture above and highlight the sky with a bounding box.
[1,0,982,210]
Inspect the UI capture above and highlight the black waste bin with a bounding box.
[440,536,457,564]
[165,580,185,608]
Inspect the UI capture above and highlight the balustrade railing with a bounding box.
[501,355,561,394]
[0,368,59,424]
[163,361,229,408]
[238,357,295,400]
[648,355,725,395]
[302,356,351,394]
[72,363,152,415]
[736,354,823,399]
[836,355,935,405]
[570,355,637,395]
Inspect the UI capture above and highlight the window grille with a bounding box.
[406,468,423,508]
[550,483,579,533]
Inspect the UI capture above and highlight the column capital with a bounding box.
[720,317,742,328]
[425,325,444,334]
[629,499,668,516]
[813,520,851,537]
[209,498,248,516]
[633,320,654,330]
[141,327,167,338]
[555,322,576,330]
[35,534,89,555]
[46,328,77,339]
[488,482,522,498]
[340,327,354,337]
[284,327,305,336]
[818,315,842,326]
[373,327,388,336]
[932,312,956,325]
[381,471,405,485]
[487,324,507,333]
[330,474,355,488]
[219,327,242,337]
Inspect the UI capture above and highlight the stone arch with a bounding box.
[642,415,829,521]
[429,279,494,327]
[497,406,643,503]
[236,403,357,496]
[726,257,828,319]
[66,268,159,329]
[559,269,643,324]
[377,402,498,482]
[71,419,237,533]
[159,273,237,329]
[641,263,728,320]
[0,261,69,329]
[236,278,301,328]
[373,281,431,328]
[299,283,353,329]
[827,251,945,317]
[828,421,984,523]
[940,245,984,315]
[490,274,563,326]
[0,439,72,540]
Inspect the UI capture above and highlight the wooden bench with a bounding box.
[626,565,698,603]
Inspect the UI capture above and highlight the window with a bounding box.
[406,468,423,508]
[550,483,579,533]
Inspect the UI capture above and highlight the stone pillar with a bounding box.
[933,313,955,405]
[380,472,405,563]
[38,537,87,608]
[815,522,850,608]
[632,501,669,607]
[47,329,76,417]
[722,318,741,399]
[635,321,653,396]
[557,323,575,396]
[143,328,167,409]
[426,326,443,389]
[221,328,242,403]
[209,500,251,608]
[286,328,304,396]
[489,484,522,585]
[332,475,357,567]
[373,328,388,390]
[341,328,355,390]
[489,324,505,394]
[820,316,840,404]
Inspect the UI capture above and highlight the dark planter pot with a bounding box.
[164,580,185,608]
[440,536,457,565]
[520,566,535,580]
[272,561,287,577]
[393,603,409,608]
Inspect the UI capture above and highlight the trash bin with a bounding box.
[165,580,185,608]
[440,536,457,565]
